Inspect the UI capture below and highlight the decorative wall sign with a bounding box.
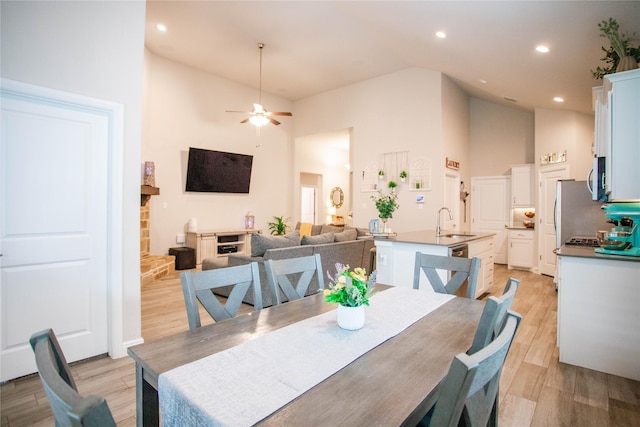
[445,157,460,170]
[540,150,567,165]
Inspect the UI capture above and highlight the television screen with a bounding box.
[185,147,253,193]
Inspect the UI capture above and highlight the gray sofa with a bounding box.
[202,224,375,307]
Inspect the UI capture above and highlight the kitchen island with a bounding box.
[374,230,495,299]
[556,246,640,380]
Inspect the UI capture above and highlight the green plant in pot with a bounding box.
[267,216,290,235]
[370,188,399,228]
[591,17,640,79]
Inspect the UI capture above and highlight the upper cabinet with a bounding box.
[596,69,640,201]
[511,164,534,207]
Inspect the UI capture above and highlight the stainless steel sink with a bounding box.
[440,233,476,238]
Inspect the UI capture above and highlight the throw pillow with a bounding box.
[301,233,335,245]
[251,231,300,257]
[334,228,358,242]
[345,225,372,237]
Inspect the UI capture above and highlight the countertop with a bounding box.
[555,245,640,263]
[377,230,495,247]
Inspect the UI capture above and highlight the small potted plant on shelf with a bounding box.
[267,215,290,235]
[591,17,639,79]
[388,180,397,189]
[378,170,385,180]
[399,170,408,182]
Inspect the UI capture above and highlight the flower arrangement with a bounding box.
[591,17,640,79]
[324,264,376,307]
[370,188,399,219]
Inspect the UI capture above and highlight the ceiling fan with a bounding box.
[226,43,292,127]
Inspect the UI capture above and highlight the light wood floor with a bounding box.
[2,265,639,426]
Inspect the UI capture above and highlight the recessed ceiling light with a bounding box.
[536,45,550,53]
[156,23,167,32]
[435,31,447,39]
[553,97,564,103]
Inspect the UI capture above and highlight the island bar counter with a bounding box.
[374,230,495,298]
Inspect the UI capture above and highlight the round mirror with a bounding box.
[330,187,344,208]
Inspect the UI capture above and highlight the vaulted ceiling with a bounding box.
[145,1,640,115]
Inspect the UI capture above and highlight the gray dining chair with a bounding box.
[413,252,481,299]
[420,311,522,427]
[29,329,116,427]
[180,262,262,329]
[468,277,520,354]
[264,254,324,305]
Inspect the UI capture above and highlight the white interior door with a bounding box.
[444,172,460,231]
[470,176,510,264]
[1,85,110,380]
[300,186,316,224]
[538,165,570,276]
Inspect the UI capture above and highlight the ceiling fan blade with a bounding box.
[268,117,281,126]
[268,112,293,116]
[240,118,250,124]
[226,110,251,114]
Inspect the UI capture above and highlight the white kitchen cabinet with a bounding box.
[557,254,640,380]
[599,69,640,201]
[510,164,534,207]
[507,229,534,269]
[606,69,640,200]
[468,237,494,297]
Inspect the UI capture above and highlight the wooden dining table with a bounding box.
[127,284,485,426]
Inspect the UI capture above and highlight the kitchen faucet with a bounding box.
[436,207,453,236]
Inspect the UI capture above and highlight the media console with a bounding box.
[186,229,262,265]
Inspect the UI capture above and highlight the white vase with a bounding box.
[337,304,365,330]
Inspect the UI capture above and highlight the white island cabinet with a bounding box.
[374,231,494,299]
[556,249,640,380]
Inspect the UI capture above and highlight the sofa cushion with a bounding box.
[295,222,323,236]
[251,231,300,257]
[301,233,334,245]
[321,224,343,234]
[345,226,372,238]
[334,228,358,242]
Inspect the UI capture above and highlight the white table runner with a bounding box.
[158,287,454,427]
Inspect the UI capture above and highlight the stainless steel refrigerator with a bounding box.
[555,180,610,248]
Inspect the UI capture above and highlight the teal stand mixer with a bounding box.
[595,202,640,256]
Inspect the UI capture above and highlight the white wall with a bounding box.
[1,1,145,347]
[293,68,451,233]
[295,130,351,223]
[535,108,594,181]
[143,51,295,253]
[470,98,535,177]
[441,75,471,229]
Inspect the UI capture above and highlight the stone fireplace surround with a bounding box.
[140,186,174,286]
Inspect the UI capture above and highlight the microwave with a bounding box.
[588,157,607,201]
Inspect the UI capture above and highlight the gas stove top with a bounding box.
[565,237,599,247]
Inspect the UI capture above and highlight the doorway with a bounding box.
[300,173,322,224]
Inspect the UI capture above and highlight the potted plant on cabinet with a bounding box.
[370,189,399,233]
[591,17,639,78]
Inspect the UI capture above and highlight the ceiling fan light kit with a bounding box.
[227,43,292,128]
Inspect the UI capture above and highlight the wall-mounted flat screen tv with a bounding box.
[185,147,253,193]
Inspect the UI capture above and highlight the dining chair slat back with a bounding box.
[180,262,262,329]
[468,277,520,354]
[264,254,324,305]
[413,252,481,299]
[424,311,522,427]
[29,329,116,427]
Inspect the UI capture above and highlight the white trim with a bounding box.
[1,78,126,359]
